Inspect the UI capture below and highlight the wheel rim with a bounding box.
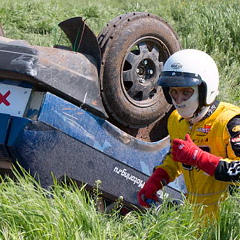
[122,36,170,107]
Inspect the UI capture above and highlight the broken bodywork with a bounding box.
[0,13,184,210]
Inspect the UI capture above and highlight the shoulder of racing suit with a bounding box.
[215,114,240,182]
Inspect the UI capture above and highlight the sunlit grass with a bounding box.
[0,167,239,239]
[0,0,239,104]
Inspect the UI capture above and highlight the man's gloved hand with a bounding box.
[137,168,169,208]
[172,134,221,175]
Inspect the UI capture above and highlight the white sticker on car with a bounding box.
[0,83,32,117]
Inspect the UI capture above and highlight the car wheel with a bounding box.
[98,12,181,128]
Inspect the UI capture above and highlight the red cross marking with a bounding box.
[0,90,11,106]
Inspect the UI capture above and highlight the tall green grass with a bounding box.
[1,0,239,104]
[0,169,239,239]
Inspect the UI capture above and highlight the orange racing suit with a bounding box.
[156,101,240,215]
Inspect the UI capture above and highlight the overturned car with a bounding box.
[0,12,184,211]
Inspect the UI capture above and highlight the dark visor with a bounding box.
[158,71,203,87]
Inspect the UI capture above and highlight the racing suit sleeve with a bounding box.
[155,152,182,183]
[215,115,240,182]
[137,151,181,207]
[215,160,240,182]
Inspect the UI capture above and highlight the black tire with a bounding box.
[98,12,181,128]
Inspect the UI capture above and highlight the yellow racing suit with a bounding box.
[156,101,240,216]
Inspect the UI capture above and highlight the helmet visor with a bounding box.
[158,71,203,87]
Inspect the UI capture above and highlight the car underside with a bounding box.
[0,12,184,212]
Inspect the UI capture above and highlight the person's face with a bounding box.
[169,87,194,104]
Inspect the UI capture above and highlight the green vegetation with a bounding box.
[0,169,239,239]
[0,0,240,239]
[0,0,240,104]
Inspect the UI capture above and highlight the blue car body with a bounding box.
[0,17,184,209]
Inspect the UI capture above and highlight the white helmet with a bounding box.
[158,49,219,107]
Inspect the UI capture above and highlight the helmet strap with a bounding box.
[188,105,210,124]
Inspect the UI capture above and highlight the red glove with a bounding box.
[172,134,221,176]
[137,168,169,208]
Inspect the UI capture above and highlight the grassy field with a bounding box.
[0,0,240,239]
[0,169,239,240]
[1,0,240,105]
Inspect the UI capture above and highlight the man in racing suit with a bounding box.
[137,49,240,216]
